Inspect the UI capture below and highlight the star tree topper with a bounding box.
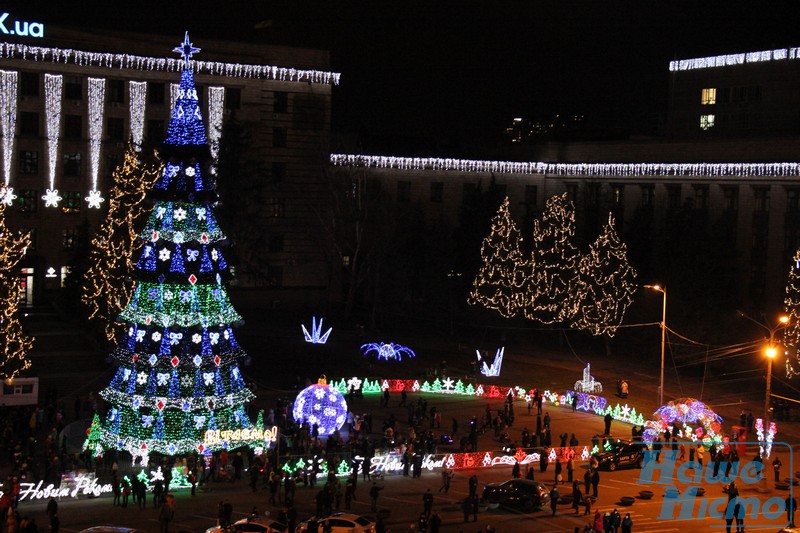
[174,32,201,67]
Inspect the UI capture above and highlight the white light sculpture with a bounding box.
[573,363,603,394]
[208,86,224,166]
[476,347,504,377]
[87,77,105,208]
[129,81,146,150]
[0,70,17,194]
[302,317,332,344]
[44,73,61,207]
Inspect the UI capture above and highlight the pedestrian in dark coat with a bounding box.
[423,489,434,517]
[584,469,592,495]
[468,474,478,499]
[555,458,563,484]
[591,469,600,498]
[549,486,559,516]
[604,412,613,435]
[571,481,582,514]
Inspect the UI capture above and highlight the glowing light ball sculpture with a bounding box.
[642,398,723,446]
[293,375,348,436]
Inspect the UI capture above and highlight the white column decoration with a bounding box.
[208,86,224,171]
[42,73,62,207]
[0,70,17,205]
[86,77,105,208]
[128,81,146,151]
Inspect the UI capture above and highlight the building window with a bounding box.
[271,198,285,218]
[342,255,350,267]
[274,91,288,113]
[788,188,800,213]
[108,80,125,104]
[586,183,600,207]
[61,191,81,214]
[19,151,38,174]
[269,234,284,253]
[268,266,283,287]
[19,189,37,213]
[64,115,82,139]
[147,120,164,142]
[20,72,39,97]
[701,88,716,105]
[397,180,411,203]
[106,154,122,179]
[64,76,82,100]
[753,187,770,212]
[525,185,537,207]
[566,183,578,203]
[224,88,241,110]
[694,185,709,209]
[148,82,165,104]
[63,153,81,176]
[611,184,624,206]
[667,185,681,209]
[273,127,287,148]
[271,162,286,184]
[640,185,654,208]
[723,186,739,211]
[62,228,78,250]
[430,182,443,203]
[107,117,124,141]
[700,114,715,130]
[19,111,38,137]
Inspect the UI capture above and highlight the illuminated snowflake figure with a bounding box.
[292,375,348,436]
[41,188,62,207]
[302,316,333,344]
[85,189,105,208]
[361,342,416,361]
[0,187,16,206]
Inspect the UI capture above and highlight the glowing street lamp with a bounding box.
[738,312,790,423]
[644,284,666,407]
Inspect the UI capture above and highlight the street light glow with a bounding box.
[766,346,777,358]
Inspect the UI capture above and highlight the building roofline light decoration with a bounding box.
[669,47,800,72]
[0,42,341,85]
[330,154,800,178]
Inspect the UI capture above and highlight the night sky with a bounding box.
[12,1,800,155]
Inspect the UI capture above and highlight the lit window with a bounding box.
[700,115,715,130]
[701,88,716,105]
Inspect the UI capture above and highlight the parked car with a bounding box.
[593,439,644,471]
[205,517,288,533]
[295,513,376,533]
[482,479,550,512]
[80,528,140,533]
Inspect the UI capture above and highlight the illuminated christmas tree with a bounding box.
[523,193,579,324]
[468,197,526,318]
[570,213,637,337]
[90,35,259,458]
[784,248,800,377]
[0,201,33,380]
[83,145,161,342]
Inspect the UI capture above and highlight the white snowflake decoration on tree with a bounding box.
[136,372,148,385]
[159,248,171,261]
[174,207,187,221]
[85,189,105,209]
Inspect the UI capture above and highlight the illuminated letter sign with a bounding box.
[204,426,278,447]
[0,13,45,38]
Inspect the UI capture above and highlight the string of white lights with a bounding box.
[0,70,16,188]
[129,81,146,150]
[0,42,341,85]
[86,77,105,208]
[670,47,800,72]
[170,83,179,116]
[207,86,224,166]
[42,74,62,208]
[330,154,800,178]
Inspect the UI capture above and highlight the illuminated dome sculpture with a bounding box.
[292,375,348,436]
[642,397,723,446]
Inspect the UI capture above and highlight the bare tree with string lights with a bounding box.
[0,201,33,379]
[783,248,800,377]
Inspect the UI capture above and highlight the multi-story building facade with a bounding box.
[0,24,337,305]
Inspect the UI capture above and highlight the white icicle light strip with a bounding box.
[0,70,16,187]
[208,86,224,164]
[129,81,146,150]
[670,47,800,72]
[87,78,105,194]
[330,154,800,178]
[44,74,61,192]
[0,42,341,85]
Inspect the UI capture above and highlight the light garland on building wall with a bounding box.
[330,154,800,178]
[669,47,800,72]
[43,73,61,206]
[129,81,146,150]
[87,77,105,208]
[0,42,341,85]
[208,86,224,166]
[0,70,16,197]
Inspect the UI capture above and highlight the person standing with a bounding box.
[591,469,600,498]
[786,495,797,527]
[158,498,174,533]
[423,489,434,517]
[583,469,592,496]
[571,481,582,514]
[439,469,453,493]
[369,482,383,512]
[554,458,563,485]
[549,485,559,516]
[428,512,442,533]
[774,456,783,483]
[567,453,574,483]
[468,474,478,500]
[512,460,521,479]
[604,412,613,435]
[621,513,633,533]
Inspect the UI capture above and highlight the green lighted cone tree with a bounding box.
[571,213,637,337]
[87,35,261,459]
[523,193,579,324]
[0,201,33,380]
[784,248,800,377]
[83,145,161,342]
[468,197,527,318]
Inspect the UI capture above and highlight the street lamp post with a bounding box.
[644,285,667,407]
[738,312,789,423]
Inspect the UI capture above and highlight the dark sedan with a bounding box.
[482,479,551,512]
[593,439,644,471]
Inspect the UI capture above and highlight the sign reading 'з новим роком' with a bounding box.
[0,13,44,38]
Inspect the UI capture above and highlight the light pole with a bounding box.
[738,312,789,423]
[644,285,666,407]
